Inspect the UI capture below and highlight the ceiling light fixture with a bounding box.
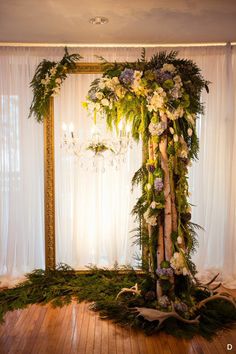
[89,16,109,25]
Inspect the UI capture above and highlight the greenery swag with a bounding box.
[8,48,234,338]
[29,47,82,122]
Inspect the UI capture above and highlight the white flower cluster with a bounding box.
[166,106,184,120]
[98,76,119,91]
[132,70,143,92]
[148,121,167,136]
[40,64,63,97]
[161,63,176,73]
[147,88,166,112]
[178,136,189,159]
[186,113,196,126]
[171,75,183,99]
[170,252,188,275]
[143,209,157,226]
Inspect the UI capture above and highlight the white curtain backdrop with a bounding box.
[0,45,236,287]
[54,74,141,268]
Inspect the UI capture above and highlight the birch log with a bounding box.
[156,222,164,298]
[159,135,173,261]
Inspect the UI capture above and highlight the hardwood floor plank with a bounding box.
[101,317,109,354]
[70,301,87,354]
[1,304,36,353]
[8,304,47,354]
[0,296,235,354]
[85,306,96,354]
[74,302,91,354]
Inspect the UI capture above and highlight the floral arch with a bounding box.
[1,49,234,338]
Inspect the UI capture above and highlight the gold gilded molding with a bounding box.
[44,62,144,271]
[70,62,104,74]
[44,98,56,269]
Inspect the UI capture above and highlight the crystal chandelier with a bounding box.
[60,119,132,171]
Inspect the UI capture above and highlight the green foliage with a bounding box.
[1,265,235,340]
[29,47,82,122]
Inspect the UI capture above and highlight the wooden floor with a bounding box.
[0,295,235,354]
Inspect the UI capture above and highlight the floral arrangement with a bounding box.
[27,50,236,335]
[29,47,82,122]
[86,50,210,303]
[87,141,112,154]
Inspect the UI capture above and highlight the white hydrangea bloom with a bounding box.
[98,80,106,90]
[170,252,187,275]
[149,121,167,136]
[162,63,176,73]
[144,209,157,226]
[147,90,166,112]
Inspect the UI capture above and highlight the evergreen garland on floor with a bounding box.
[0,265,235,340]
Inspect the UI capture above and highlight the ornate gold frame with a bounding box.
[44,63,104,269]
[44,62,145,271]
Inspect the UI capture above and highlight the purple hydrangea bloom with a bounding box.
[158,295,170,308]
[119,68,134,85]
[174,302,188,313]
[146,163,155,173]
[156,267,173,277]
[154,69,173,83]
[154,177,164,191]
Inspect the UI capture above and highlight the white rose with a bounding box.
[101,98,109,106]
[112,77,119,85]
[173,252,179,259]
[173,134,179,142]
[150,201,157,209]
[98,81,106,90]
[134,70,142,80]
[177,236,182,244]
[186,113,195,126]
[95,103,101,110]
[187,128,193,137]
[95,92,104,100]
[55,78,62,84]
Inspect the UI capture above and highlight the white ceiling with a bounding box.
[1,0,236,45]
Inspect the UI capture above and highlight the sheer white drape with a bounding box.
[0,49,45,280]
[0,46,236,286]
[54,74,141,268]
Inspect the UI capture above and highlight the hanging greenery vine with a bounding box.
[29,47,82,122]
